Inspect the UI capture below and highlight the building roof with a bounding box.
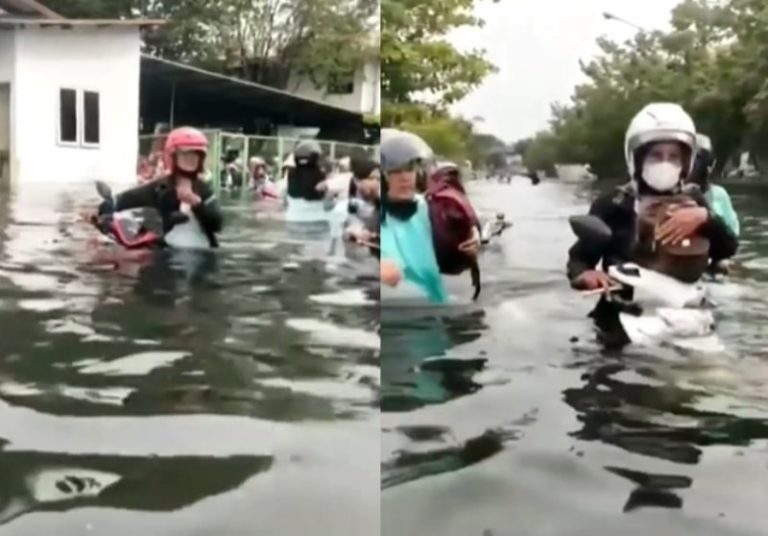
[0,0,63,19]
[0,17,165,28]
[141,54,363,123]
[0,0,164,28]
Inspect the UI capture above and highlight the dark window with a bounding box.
[83,91,100,145]
[59,88,77,143]
[328,70,355,95]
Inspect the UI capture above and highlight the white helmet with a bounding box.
[624,103,697,178]
[696,133,712,153]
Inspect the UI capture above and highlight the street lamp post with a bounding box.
[602,12,646,32]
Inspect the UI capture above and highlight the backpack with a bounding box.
[426,174,482,299]
[635,194,710,283]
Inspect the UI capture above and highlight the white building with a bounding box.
[287,48,380,117]
[0,1,161,187]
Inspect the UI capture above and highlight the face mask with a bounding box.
[642,161,681,192]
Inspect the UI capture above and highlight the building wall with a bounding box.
[0,30,15,83]
[360,60,380,116]
[12,26,141,186]
[0,30,14,183]
[287,61,380,114]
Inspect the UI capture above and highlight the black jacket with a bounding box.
[567,182,738,286]
[100,176,223,247]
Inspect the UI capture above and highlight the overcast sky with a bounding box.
[449,0,683,142]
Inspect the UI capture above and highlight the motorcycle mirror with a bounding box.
[95,180,113,201]
[569,215,612,246]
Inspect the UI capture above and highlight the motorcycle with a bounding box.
[479,213,512,245]
[90,181,203,250]
[569,214,725,353]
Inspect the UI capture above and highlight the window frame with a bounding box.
[81,89,101,148]
[327,70,356,95]
[56,87,79,147]
[56,88,102,149]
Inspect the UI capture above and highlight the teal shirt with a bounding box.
[380,195,447,304]
[706,185,740,237]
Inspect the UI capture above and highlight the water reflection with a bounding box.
[381,310,488,412]
[382,180,768,536]
[604,466,691,512]
[0,450,271,526]
[564,361,768,464]
[0,183,379,533]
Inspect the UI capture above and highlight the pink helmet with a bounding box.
[163,127,208,173]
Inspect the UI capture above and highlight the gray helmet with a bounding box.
[294,140,323,166]
[380,128,434,173]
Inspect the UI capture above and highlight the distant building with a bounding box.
[287,57,380,117]
[220,31,380,118]
[555,164,596,182]
[0,0,371,187]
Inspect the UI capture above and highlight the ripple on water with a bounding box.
[0,183,380,532]
[76,351,190,376]
[286,318,380,351]
[309,288,376,307]
[382,181,768,536]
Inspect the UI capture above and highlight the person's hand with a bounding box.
[655,206,708,246]
[381,259,402,287]
[346,228,378,245]
[176,179,202,206]
[574,270,614,291]
[315,180,328,192]
[458,227,481,258]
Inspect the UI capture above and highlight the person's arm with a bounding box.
[99,181,158,215]
[566,194,614,286]
[688,189,738,262]
[714,186,740,237]
[193,182,223,233]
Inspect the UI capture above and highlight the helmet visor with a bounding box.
[627,130,695,156]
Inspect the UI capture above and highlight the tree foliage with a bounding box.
[381,0,498,167]
[44,0,377,89]
[523,0,768,177]
[381,0,496,106]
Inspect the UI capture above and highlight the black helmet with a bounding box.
[380,128,434,174]
[350,156,379,180]
[294,140,323,165]
[690,133,715,187]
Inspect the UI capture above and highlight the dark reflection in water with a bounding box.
[565,363,768,464]
[0,450,271,526]
[0,184,379,534]
[382,428,513,489]
[604,466,691,512]
[381,310,488,412]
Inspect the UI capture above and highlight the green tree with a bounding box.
[522,0,754,178]
[380,0,499,168]
[469,132,507,168]
[381,0,496,107]
[44,0,377,90]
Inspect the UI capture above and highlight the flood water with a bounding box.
[0,184,380,535]
[382,179,768,536]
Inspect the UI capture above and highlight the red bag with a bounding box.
[426,174,482,299]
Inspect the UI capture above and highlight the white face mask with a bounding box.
[642,161,681,192]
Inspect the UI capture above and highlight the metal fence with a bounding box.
[138,130,378,190]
